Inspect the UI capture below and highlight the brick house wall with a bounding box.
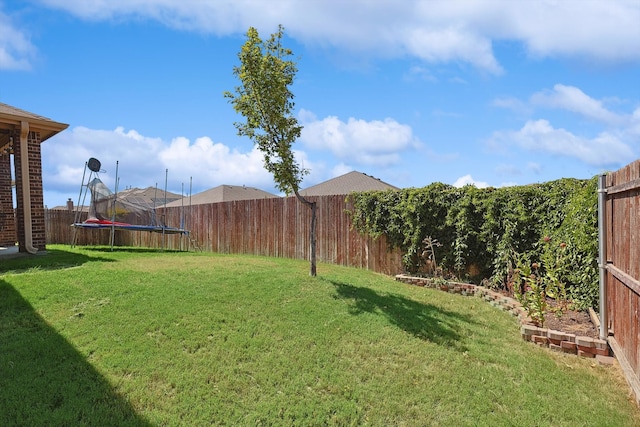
[14,131,46,252]
[0,152,16,246]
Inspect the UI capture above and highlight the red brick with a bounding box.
[593,339,608,350]
[575,336,595,348]
[549,343,563,352]
[578,346,597,355]
[578,349,596,358]
[580,346,611,357]
[547,329,570,342]
[560,341,577,354]
[0,153,17,246]
[521,324,542,336]
[533,335,548,346]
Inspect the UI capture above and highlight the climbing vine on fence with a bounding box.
[348,176,599,309]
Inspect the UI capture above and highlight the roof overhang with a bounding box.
[0,103,68,153]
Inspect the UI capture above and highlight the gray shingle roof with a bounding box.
[163,185,279,207]
[48,204,89,212]
[117,186,183,209]
[298,171,398,196]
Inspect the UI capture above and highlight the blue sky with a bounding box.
[1,1,640,208]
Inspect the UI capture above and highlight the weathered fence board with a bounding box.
[46,194,404,275]
[604,159,640,401]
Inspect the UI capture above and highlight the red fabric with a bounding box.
[84,218,131,226]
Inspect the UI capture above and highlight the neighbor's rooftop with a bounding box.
[298,171,398,197]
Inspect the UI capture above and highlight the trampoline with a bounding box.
[71,158,189,249]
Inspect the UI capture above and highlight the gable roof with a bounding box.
[163,185,279,207]
[117,186,183,209]
[48,202,89,212]
[298,171,399,196]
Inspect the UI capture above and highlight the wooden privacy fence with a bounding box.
[45,209,188,250]
[603,159,640,403]
[45,195,404,275]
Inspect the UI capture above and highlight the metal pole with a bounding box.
[189,176,193,251]
[111,161,119,252]
[71,161,88,247]
[598,173,608,340]
[162,168,168,251]
[180,182,184,251]
[152,183,158,226]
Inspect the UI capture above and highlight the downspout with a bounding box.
[19,121,38,254]
[597,174,608,340]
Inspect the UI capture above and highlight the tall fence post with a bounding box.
[597,174,608,340]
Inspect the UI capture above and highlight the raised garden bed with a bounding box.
[395,274,612,362]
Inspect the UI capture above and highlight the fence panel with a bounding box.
[605,159,640,401]
[46,195,403,275]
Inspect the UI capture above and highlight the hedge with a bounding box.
[348,177,598,309]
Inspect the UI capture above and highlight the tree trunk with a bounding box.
[293,190,317,276]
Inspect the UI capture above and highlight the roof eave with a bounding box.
[0,112,69,142]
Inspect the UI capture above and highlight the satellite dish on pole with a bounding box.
[88,157,101,173]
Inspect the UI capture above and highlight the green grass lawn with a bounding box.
[1,245,638,426]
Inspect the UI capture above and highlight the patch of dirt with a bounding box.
[543,307,600,339]
[497,290,601,338]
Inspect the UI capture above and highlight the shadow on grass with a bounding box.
[0,281,150,426]
[0,248,115,275]
[81,246,185,254]
[330,280,475,351]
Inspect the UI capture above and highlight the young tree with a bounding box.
[224,25,318,276]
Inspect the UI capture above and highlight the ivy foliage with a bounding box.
[348,177,599,309]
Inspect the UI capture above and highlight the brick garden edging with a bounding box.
[395,274,611,360]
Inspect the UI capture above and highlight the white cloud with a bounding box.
[531,84,625,125]
[403,25,502,74]
[41,126,280,205]
[330,163,354,177]
[158,136,273,189]
[496,0,640,63]
[42,126,164,190]
[453,174,488,188]
[0,10,36,70]
[490,119,635,167]
[299,111,420,167]
[627,107,640,137]
[33,0,640,72]
[492,84,640,171]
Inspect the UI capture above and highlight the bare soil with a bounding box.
[543,307,600,338]
[497,289,601,338]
